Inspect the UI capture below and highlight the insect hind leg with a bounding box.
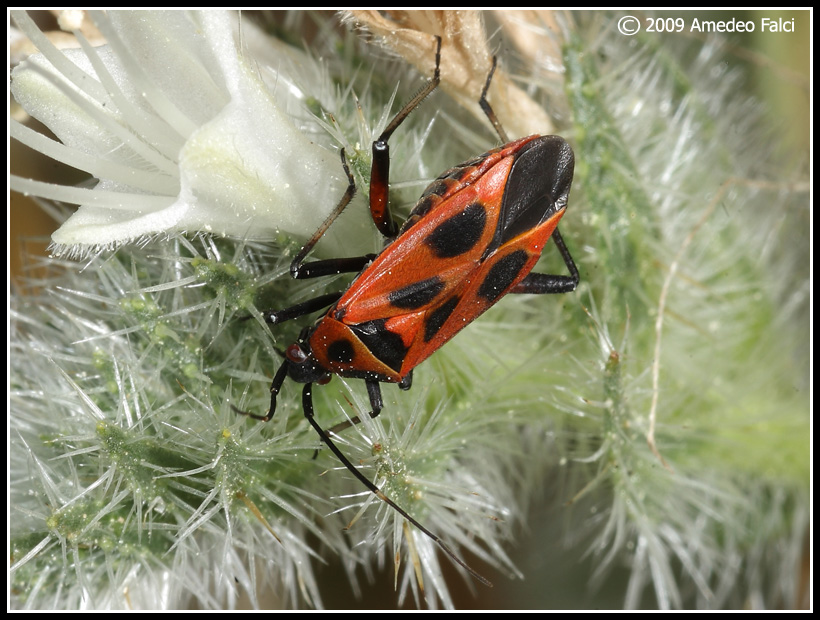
[478,55,509,144]
[510,230,579,295]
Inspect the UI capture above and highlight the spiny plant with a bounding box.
[10,10,808,610]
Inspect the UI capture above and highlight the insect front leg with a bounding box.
[289,150,376,280]
[232,357,290,422]
[369,36,442,238]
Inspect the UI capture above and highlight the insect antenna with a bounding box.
[301,383,492,587]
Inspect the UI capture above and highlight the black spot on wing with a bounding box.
[477,250,530,302]
[350,319,408,373]
[327,338,354,364]
[424,201,487,259]
[424,295,460,342]
[387,276,445,310]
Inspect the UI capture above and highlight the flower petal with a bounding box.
[11,10,360,256]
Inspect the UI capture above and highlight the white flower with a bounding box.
[11,10,355,257]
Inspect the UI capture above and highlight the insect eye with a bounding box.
[286,343,308,364]
[316,375,332,385]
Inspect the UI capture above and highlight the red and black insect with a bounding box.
[235,38,578,585]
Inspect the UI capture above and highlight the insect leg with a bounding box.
[322,378,384,438]
[290,149,366,280]
[232,357,290,422]
[369,36,442,238]
[364,379,383,418]
[300,382,491,586]
[291,255,377,280]
[478,54,580,296]
[255,291,344,326]
[510,229,580,295]
[398,370,413,391]
[478,55,509,144]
